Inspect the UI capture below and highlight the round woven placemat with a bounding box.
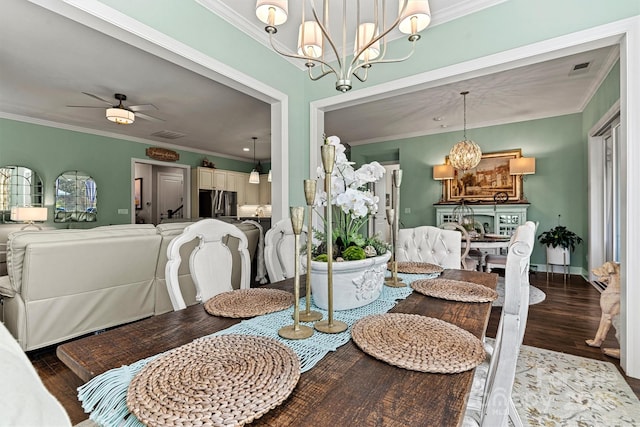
[351,313,485,373]
[411,278,498,303]
[127,334,300,427]
[203,288,294,318]
[388,261,444,274]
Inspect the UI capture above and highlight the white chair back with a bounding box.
[396,225,461,269]
[165,219,251,311]
[477,221,535,426]
[264,219,308,282]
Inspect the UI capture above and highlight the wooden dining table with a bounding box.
[57,269,497,427]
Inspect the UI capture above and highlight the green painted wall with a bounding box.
[582,61,621,134]
[351,113,586,268]
[0,118,253,226]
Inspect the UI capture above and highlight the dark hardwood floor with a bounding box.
[29,272,640,425]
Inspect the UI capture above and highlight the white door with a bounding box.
[158,172,184,223]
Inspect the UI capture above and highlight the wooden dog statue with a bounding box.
[586,261,620,358]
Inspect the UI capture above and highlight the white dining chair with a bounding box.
[264,218,308,282]
[463,221,536,427]
[165,218,251,310]
[396,225,461,269]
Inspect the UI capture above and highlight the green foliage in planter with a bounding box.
[537,225,583,252]
[342,246,366,261]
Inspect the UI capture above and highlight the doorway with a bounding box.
[132,159,191,225]
[588,112,621,285]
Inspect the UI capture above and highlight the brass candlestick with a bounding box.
[315,144,347,334]
[279,206,314,340]
[384,208,404,287]
[386,169,406,287]
[299,179,323,322]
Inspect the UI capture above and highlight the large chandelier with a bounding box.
[449,91,482,171]
[255,0,432,92]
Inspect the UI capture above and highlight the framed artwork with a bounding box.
[134,178,142,210]
[445,149,522,202]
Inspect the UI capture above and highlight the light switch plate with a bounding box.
[404,208,411,214]
[118,208,128,214]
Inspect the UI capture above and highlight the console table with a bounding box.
[435,203,529,235]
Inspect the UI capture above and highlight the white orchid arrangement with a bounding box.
[313,136,389,261]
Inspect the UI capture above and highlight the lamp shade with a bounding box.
[256,0,288,26]
[399,0,432,35]
[249,170,260,184]
[106,108,135,124]
[355,23,380,60]
[509,157,536,175]
[298,21,323,57]
[433,164,455,180]
[10,206,48,222]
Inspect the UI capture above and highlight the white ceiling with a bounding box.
[0,0,619,161]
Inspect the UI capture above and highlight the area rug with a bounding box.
[492,277,546,307]
[513,343,640,426]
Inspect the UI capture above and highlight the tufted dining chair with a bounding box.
[264,218,308,282]
[463,221,536,427]
[396,226,461,269]
[165,219,251,311]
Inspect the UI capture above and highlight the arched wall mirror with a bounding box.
[0,165,44,223]
[54,171,97,222]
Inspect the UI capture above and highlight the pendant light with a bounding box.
[249,137,260,184]
[449,91,482,171]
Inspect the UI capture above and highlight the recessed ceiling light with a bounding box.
[243,147,250,152]
[433,116,444,121]
[441,124,448,128]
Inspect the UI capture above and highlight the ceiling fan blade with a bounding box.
[129,104,158,112]
[135,112,165,122]
[81,92,113,105]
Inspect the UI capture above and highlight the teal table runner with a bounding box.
[78,272,436,427]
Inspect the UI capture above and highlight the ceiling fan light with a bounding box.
[106,107,134,124]
[249,170,260,184]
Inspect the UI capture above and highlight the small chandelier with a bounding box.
[255,0,432,92]
[449,91,481,171]
[249,137,260,184]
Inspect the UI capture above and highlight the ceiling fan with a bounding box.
[67,92,164,124]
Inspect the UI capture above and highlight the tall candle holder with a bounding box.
[315,144,347,334]
[279,206,314,340]
[385,170,405,287]
[299,179,323,322]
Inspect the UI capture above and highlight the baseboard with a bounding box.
[530,263,583,276]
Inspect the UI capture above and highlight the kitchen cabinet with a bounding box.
[213,170,226,189]
[259,175,271,205]
[245,179,260,205]
[195,167,214,190]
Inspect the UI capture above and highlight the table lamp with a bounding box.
[509,157,536,201]
[10,206,48,230]
[433,164,454,203]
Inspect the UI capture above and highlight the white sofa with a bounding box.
[0,221,261,351]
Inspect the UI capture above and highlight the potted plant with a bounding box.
[308,135,391,310]
[537,224,583,266]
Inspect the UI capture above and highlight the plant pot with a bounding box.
[546,246,570,266]
[308,252,392,311]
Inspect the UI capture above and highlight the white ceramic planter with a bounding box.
[308,252,392,311]
[546,246,570,265]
